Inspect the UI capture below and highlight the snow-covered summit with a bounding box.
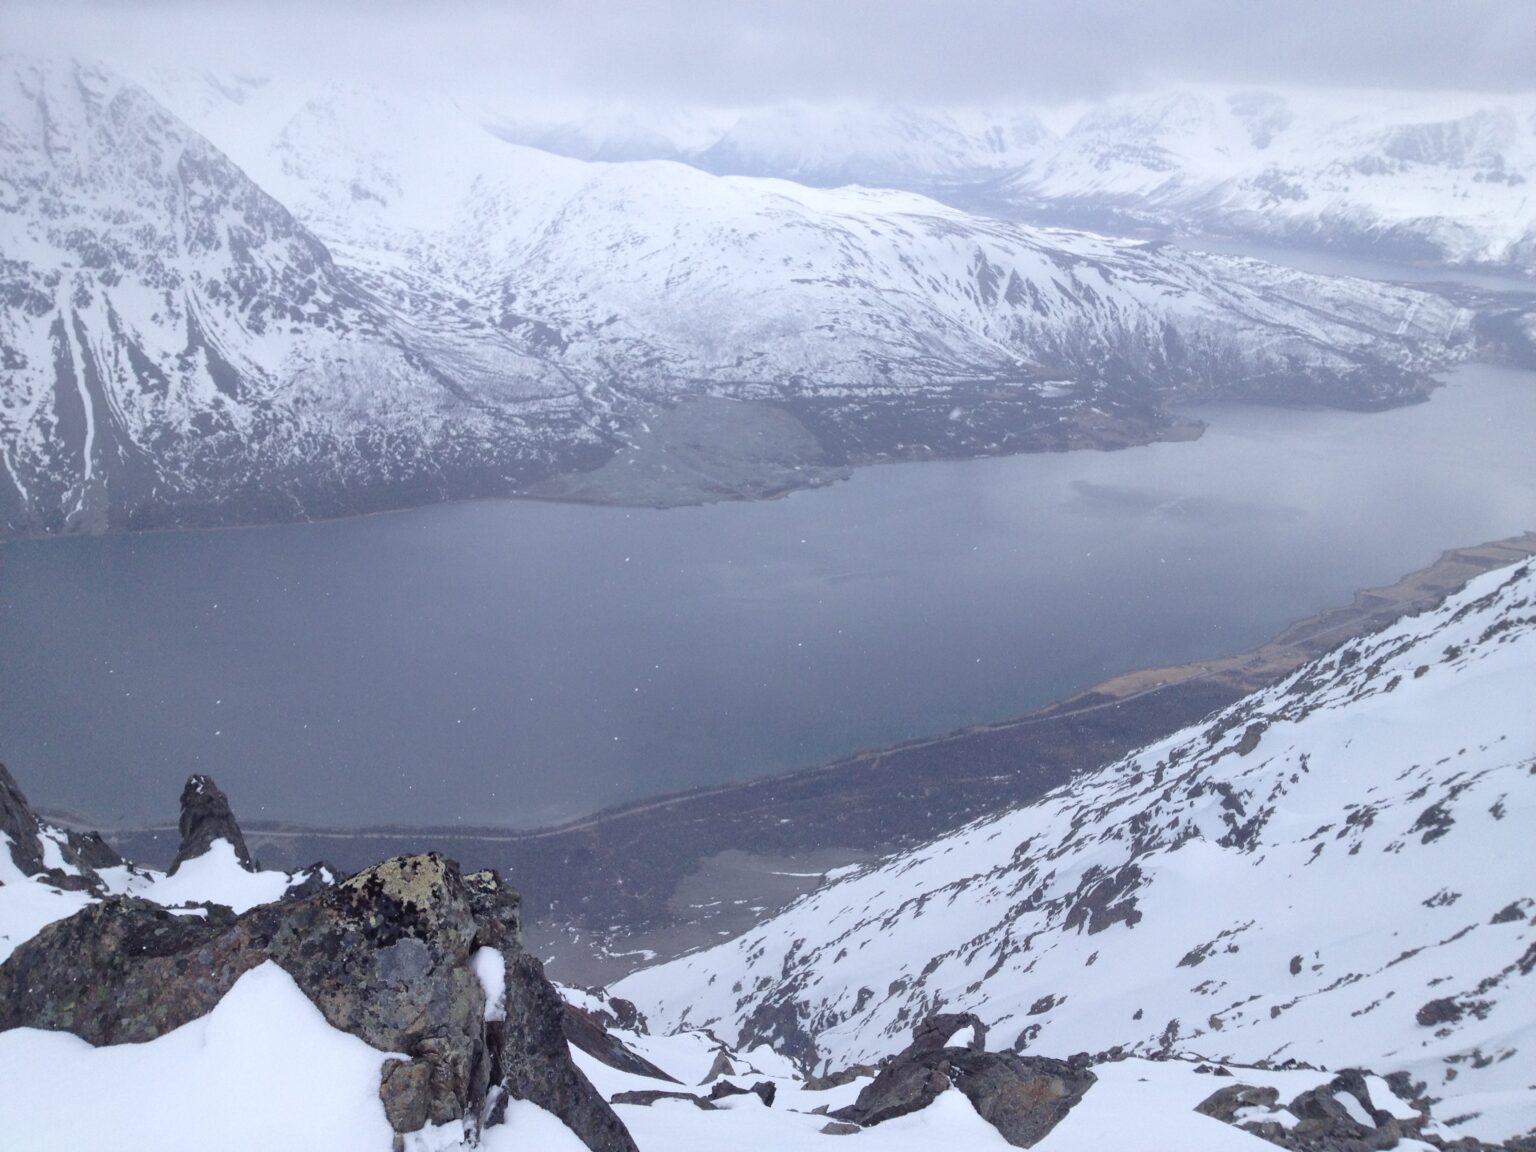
[618,558,1536,1143]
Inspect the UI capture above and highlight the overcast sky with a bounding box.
[5,0,1534,106]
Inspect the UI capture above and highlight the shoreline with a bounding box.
[64,530,1536,847]
[84,530,1536,983]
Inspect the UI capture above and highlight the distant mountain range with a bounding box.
[486,88,1536,272]
[0,58,1507,536]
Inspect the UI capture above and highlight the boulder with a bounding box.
[1197,1070,1436,1152]
[610,1090,718,1110]
[708,1079,777,1107]
[491,947,640,1152]
[701,1048,736,1084]
[830,1012,1095,1149]
[169,774,255,873]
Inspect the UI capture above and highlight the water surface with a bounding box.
[3,361,1531,829]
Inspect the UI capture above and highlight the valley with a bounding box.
[95,531,1536,984]
[2,24,1534,1151]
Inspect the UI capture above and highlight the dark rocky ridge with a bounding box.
[0,760,121,885]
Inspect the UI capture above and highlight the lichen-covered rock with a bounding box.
[0,896,247,1043]
[169,774,255,873]
[0,850,636,1152]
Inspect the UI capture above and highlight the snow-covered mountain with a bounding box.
[0,56,592,536]
[992,88,1536,272]
[617,558,1536,1144]
[0,58,1486,535]
[473,88,1536,274]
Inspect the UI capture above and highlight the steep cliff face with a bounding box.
[618,559,1536,1145]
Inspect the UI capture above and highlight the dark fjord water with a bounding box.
[3,361,1533,830]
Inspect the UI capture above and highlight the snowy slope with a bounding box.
[146,70,1471,402]
[618,559,1536,1143]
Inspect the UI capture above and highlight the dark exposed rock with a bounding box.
[493,947,640,1152]
[0,851,637,1152]
[830,1013,1095,1147]
[282,862,342,901]
[701,1048,737,1083]
[708,1079,777,1107]
[832,1056,953,1127]
[610,1090,718,1110]
[169,774,255,874]
[1199,1070,1443,1152]
[608,997,647,1034]
[949,1053,1096,1148]
[563,1001,679,1083]
[0,761,46,875]
[0,761,121,882]
[911,1011,989,1055]
[804,1062,881,1091]
[1196,1082,1280,1122]
[1416,997,1464,1027]
[1490,900,1529,924]
[821,1120,863,1135]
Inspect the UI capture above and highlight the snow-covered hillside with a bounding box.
[469,89,1536,273]
[618,558,1536,1144]
[0,58,1490,535]
[0,56,591,536]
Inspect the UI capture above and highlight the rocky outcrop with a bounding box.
[709,1079,777,1107]
[0,762,44,875]
[610,1089,718,1110]
[0,850,636,1152]
[1197,1069,1442,1151]
[910,1011,989,1056]
[169,774,255,873]
[829,1014,1095,1148]
[490,948,639,1152]
[563,1001,679,1083]
[0,761,121,884]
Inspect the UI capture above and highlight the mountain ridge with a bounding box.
[1,55,1489,538]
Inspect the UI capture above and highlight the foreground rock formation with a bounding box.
[825,1016,1095,1147]
[0,773,635,1152]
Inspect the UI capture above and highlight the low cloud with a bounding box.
[4,0,1533,105]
